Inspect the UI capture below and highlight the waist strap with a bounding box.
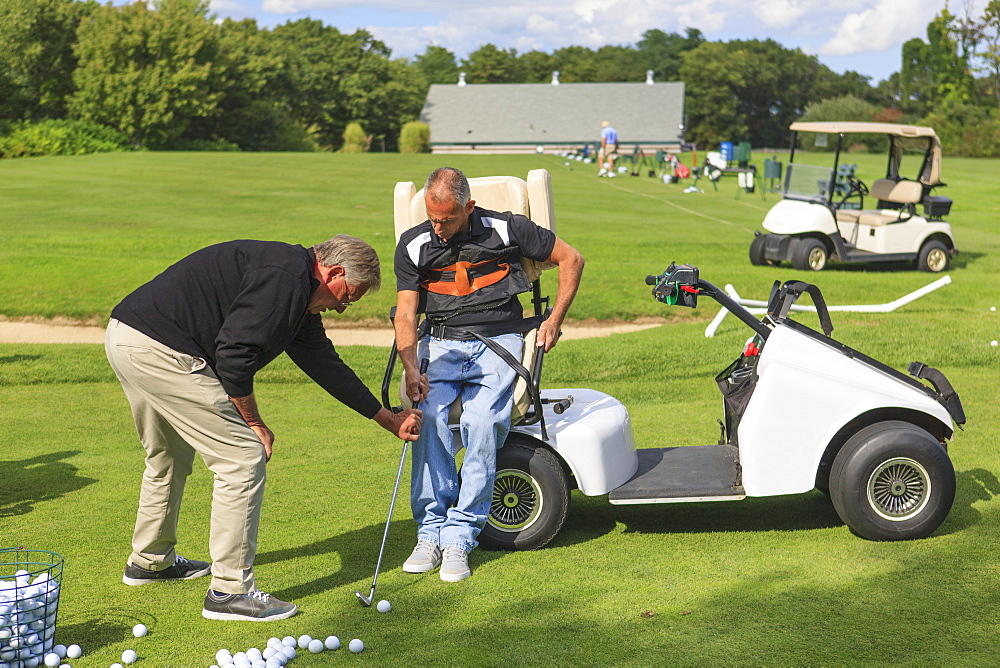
[424,315,544,341]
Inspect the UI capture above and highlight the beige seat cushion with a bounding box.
[836,209,861,223]
[857,211,905,227]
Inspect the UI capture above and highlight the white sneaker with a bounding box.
[597,168,607,177]
[439,547,471,582]
[403,540,442,573]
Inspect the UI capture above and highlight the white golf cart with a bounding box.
[386,171,965,550]
[750,122,958,272]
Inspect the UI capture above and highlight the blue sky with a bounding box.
[189,1,983,84]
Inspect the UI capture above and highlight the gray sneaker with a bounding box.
[202,589,297,622]
[403,540,442,573]
[123,555,210,586]
[440,546,471,582]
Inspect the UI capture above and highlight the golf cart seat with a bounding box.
[391,169,557,426]
[856,179,923,227]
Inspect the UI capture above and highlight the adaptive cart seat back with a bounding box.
[393,169,556,425]
[857,179,923,227]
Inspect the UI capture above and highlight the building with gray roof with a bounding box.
[420,73,685,154]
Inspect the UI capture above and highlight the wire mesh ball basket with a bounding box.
[0,548,64,665]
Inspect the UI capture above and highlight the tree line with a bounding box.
[1,0,999,157]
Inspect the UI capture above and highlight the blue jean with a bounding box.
[410,333,524,552]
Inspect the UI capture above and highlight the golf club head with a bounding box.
[355,590,373,607]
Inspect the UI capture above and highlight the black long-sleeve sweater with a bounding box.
[111,240,381,418]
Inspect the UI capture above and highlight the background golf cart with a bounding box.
[750,122,958,272]
[387,170,966,553]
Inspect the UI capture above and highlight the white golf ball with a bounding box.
[992,340,999,346]
[377,599,391,613]
[990,306,996,311]
[43,653,60,667]
[348,639,364,654]
[246,648,262,660]
[324,636,340,651]
[132,623,147,638]
[296,635,311,649]
[65,645,81,659]
[121,648,138,664]
[307,639,323,654]
[111,664,123,668]
[281,637,295,647]
[280,646,296,660]
[52,645,66,659]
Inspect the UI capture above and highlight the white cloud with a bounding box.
[210,0,247,12]
[821,0,938,57]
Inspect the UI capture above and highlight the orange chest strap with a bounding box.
[421,258,510,296]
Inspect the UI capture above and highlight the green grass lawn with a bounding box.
[1,151,999,665]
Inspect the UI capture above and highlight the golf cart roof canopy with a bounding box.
[788,122,938,138]
[788,122,943,186]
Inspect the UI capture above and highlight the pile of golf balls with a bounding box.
[0,570,61,666]
[210,633,361,666]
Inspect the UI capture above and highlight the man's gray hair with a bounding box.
[424,167,471,207]
[312,234,381,293]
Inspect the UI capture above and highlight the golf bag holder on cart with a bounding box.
[381,169,566,438]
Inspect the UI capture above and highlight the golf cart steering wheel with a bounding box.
[846,175,869,196]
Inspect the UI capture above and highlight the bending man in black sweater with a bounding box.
[105,234,421,621]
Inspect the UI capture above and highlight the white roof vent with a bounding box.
[551,71,560,85]
[645,69,654,85]
[458,72,466,86]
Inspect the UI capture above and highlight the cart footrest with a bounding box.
[608,445,745,504]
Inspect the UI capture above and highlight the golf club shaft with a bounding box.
[367,438,408,596]
[363,358,428,601]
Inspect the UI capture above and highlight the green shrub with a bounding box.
[340,122,370,153]
[399,120,430,153]
[0,119,129,158]
[218,101,319,152]
[796,95,885,153]
[921,103,1000,158]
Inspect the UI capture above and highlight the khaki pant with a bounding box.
[105,318,265,594]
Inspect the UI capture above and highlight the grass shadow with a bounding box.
[556,490,843,543]
[0,354,44,364]
[56,608,154,653]
[255,519,506,602]
[0,451,98,518]
[936,467,1000,536]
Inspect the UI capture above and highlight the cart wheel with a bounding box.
[829,421,954,541]
[478,439,570,551]
[749,235,778,266]
[917,239,949,273]
[792,238,827,271]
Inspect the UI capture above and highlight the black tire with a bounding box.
[478,439,570,551]
[791,238,828,271]
[829,421,955,541]
[749,235,778,266]
[917,239,950,273]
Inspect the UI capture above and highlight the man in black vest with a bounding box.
[393,167,584,581]
[106,235,421,620]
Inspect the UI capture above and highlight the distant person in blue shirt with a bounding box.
[598,121,619,177]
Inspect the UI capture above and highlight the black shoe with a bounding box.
[122,555,211,586]
[201,589,298,622]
